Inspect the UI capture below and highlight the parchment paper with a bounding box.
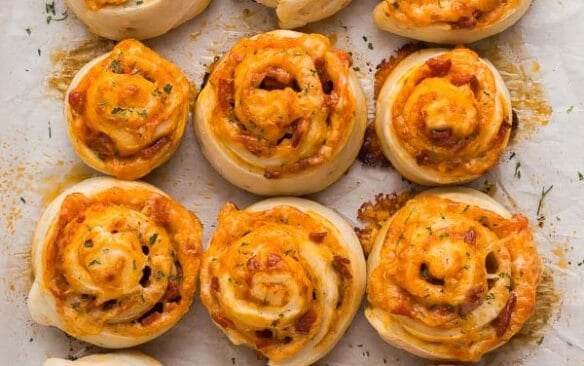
[0,0,583,364]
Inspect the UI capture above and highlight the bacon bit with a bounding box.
[217,79,234,110]
[266,254,282,268]
[459,287,484,316]
[434,304,455,316]
[493,292,517,337]
[212,314,235,329]
[140,136,170,159]
[49,276,69,298]
[451,74,480,94]
[140,311,161,326]
[324,90,339,109]
[390,302,413,317]
[247,257,261,272]
[358,123,390,167]
[262,66,293,88]
[255,329,273,339]
[416,150,432,165]
[295,310,317,334]
[290,119,309,148]
[143,196,170,223]
[313,57,325,70]
[68,91,86,114]
[85,131,115,159]
[309,232,327,243]
[263,170,281,179]
[426,58,452,77]
[495,120,511,142]
[452,10,482,29]
[428,129,457,147]
[332,255,352,279]
[162,281,181,303]
[164,302,179,312]
[464,229,476,246]
[211,277,220,292]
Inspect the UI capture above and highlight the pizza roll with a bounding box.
[43,350,162,365]
[366,187,542,361]
[200,198,366,366]
[28,177,202,348]
[195,30,367,195]
[65,0,211,40]
[375,47,512,185]
[373,0,533,44]
[255,0,352,29]
[65,39,190,180]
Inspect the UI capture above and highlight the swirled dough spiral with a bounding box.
[366,188,542,361]
[195,30,367,196]
[65,0,211,40]
[200,198,366,366]
[28,177,202,348]
[373,0,533,44]
[255,0,352,28]
[65,39,190,180]
[43,350,162,366]
[375,47,512,185]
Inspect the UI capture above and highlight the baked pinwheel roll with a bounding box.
[195,30,367,196]
[43,351,162,366]
[373,0,533,44]
[66,39,190,180]
[375,47,512,185]
[65,0,211,40]
[255,0,352,28]
[200,198,366,366]
[366,188,542,361]
[28,177,202,348]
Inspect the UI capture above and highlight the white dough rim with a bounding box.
[43,350,163,366]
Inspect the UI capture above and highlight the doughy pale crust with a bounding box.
[366,188,542,361]
[200,198,366,366]
[375,48,512,185]
[65,40,190,180]
[43,350,162,366]
[28,177,202,348]
[256,0,352,29]
[373,0,533,44]
[195,30,367,196]
[65,0,211,40]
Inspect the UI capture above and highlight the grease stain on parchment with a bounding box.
[40,162,96,206]
[474,30,553,142]
[48,38,115,97]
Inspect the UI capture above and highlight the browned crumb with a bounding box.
[358,123,390,167]
[355,191,415,256]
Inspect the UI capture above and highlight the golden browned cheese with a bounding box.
[379,48,510,179]
[207,32,357,179]
[382,0,518,29]
[367,195,541,361]
[67,39,189,179]
[85,0,127,11]
[200,203,356,362]
[41,187,202,340]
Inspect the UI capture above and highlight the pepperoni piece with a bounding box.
[332,255,352,279]
[68,91,86,114]
[308,232,327,243]
[217,79,234,111]
[295,310,317,334]
[426,58,452,77]
[494,292,517,337]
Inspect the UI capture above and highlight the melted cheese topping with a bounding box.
[67,39,189,179]
[381,0,518,29]
[39,185,201,342]
[204,32,358,179]
[366,192,541,361]
[200,202,361,365]
[376,48,511,184]
[85,0,128,11]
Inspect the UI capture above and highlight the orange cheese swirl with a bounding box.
[65,39,190,180]
[200,198,366,366]
[374,0,533,43]
[375,48,512,185]
[195,30,367,196]
[28,178,202,348]
[365,188,541,361]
